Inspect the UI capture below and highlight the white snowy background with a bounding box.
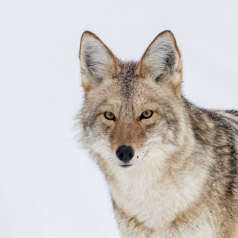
[0,0,238,237]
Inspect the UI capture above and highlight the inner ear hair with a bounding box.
[79,31,119,93]
[164,50,176,71]
[137,30,183,92]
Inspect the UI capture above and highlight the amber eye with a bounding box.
[140,110,153,120]
[104,111,116,121]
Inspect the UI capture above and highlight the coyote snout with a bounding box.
[116,145,134,164]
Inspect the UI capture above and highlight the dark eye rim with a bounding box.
[104,111,116,121]
[140,110,153,120]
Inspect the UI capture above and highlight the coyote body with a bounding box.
[78,31,238,238]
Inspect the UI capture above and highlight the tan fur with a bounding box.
[77,30,238,238]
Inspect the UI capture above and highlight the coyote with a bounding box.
[77,30,238,238]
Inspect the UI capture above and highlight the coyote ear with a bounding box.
[137,31,182,93]
[79,31,119,93]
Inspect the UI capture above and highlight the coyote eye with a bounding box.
[104,111,116,121]
[140,110,153,120]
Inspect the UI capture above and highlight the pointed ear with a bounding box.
[79,31,119,93]
[137,31,182,94]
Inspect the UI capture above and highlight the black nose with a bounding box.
[116,145,134,163]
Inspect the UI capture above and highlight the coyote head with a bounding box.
[78,31,188,169]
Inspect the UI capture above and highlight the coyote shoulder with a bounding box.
[78,30,238,238]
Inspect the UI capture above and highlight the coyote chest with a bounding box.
[78,30,238,238]
[107,152,214,238]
